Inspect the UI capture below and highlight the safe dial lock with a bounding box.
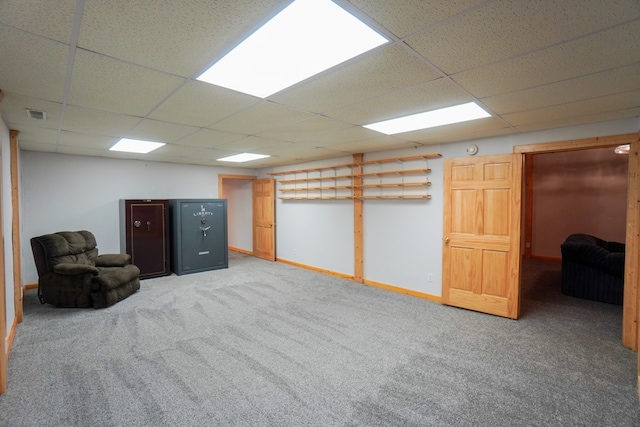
[201,218,206,224]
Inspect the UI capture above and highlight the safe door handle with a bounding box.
[200,226,211,237]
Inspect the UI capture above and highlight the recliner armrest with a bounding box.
[96,253,131,267]
[53,263,99,276]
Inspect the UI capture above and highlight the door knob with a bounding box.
[443,237,450,244]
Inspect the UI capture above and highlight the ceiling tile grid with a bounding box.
[404,0,640,75]
[0,0,77,43]
[0,0,637,168]
[0,28,70,102]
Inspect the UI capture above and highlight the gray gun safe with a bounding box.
[169,199,228,275]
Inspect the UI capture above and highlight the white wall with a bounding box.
[225,179,253,252]
[1,118,15,346]
[19,117,639,295]
[265,117,639,297]
[21,151,253,284]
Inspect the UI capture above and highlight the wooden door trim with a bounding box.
[218,174,258,255]
[10,131,21,324]
[513,132,640,351]
[218,174,257,198]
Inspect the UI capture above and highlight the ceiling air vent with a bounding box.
[25,108,46,120]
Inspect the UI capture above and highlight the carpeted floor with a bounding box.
[1,253,638,426]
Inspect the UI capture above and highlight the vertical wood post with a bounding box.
[353,153,363,283]
[0,128,6,394]
[524,153,533,258]
[624,139,639,351]
[10,130,22,323]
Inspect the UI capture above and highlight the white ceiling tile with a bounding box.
[212,101,315,134]
[326,138,417,154]
[217,136,283,153]
[256,116,353,143]
[483,63,640,114]
[269,44,442,114]
[0,94,62,130]
[175,129,246,149]
[348,0,488,38]
[514,107,640,133]
[13,126,59,145]
[453,19,640,98]
[154,144,225,159]
[406,0,640,74]
[0,0,76,43]
[20,141,57,153]
[67,49,184,116]
[123,119,200,143]
[62,106,141,135]
[58,130,116,148]
[148,80,259,128]
[325,77,473,125]
[395,116,512,144]
[78,0,284,77]
[502,90,640,126]
[0,28,69,102]
[301,125,382,146]
[56,145,106,157]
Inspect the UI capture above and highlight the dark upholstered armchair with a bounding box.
[560,233,625,305]
[30,230,140,308]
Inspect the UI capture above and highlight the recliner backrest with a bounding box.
[31,230,99,276]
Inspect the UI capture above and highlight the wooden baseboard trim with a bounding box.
[276,258,355,280]
[276,258,441,303]
[229,246,253,255]
[24,283,37,291]
[6,316,17,358]
[363,279,442,303]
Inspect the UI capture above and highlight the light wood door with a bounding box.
[442,154,523,319]
[253,178,275,261]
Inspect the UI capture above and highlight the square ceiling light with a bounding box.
[364,102,491,135]
[217,153,271,162]
[197,0,388,98]
[109,138,165,154]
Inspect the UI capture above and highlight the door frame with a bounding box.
[514,132,640,351]
[218,173,259,255]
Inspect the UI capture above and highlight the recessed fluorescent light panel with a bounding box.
[364,102,491,135]
[217,153,271,163]
[197,0,388,98]
[109,138,165,154]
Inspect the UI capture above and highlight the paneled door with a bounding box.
[253,178,275,261]
[442,154,523,319]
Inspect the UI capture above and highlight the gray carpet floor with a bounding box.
[1,253,639,426]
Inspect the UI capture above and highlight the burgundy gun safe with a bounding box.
[120,199,171,279]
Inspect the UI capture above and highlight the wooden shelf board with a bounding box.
[268,153,441,176]
[278,174,353,183]
[356,182,430,188]
[269,162,355,176]
[356,195,432,199]
[279,196,353,200]
[358,153,441,166]
[360,168,430,178]
[279,185,353,191]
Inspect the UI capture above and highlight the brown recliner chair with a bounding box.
[30,230,140,308]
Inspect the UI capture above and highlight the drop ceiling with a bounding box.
[0,0,638,169]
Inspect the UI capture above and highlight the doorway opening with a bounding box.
[515,133,639,350]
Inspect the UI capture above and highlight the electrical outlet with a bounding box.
[428,273,433,282]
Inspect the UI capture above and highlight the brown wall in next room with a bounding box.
[532,147,628,259]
